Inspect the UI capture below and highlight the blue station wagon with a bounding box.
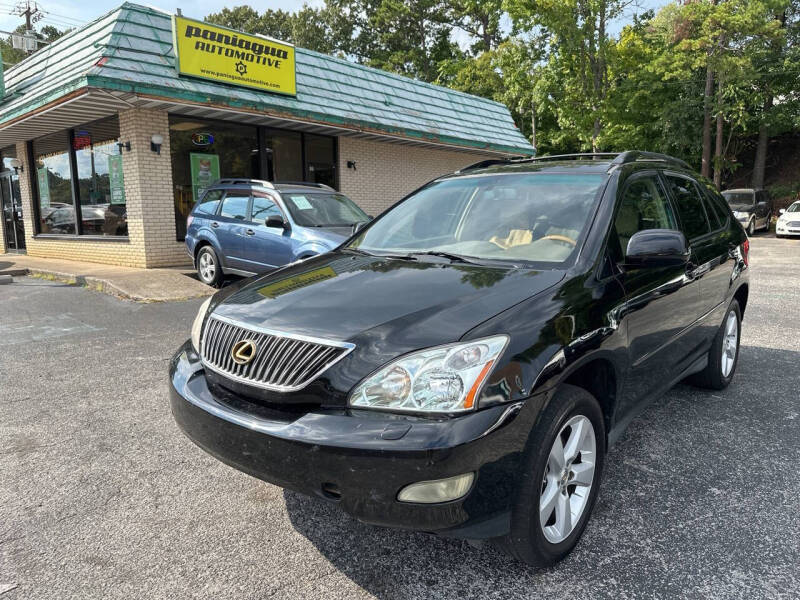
[185,180,370,286]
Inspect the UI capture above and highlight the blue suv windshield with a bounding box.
[283,192,369,227]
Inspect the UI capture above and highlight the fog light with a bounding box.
[397,473,474,503]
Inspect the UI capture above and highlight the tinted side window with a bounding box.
[219,192,249,220]
[665,175,710,240]
[704,188,730,228]
[194,189,223,216]
[250,196,282,222]
[615,175,678,258]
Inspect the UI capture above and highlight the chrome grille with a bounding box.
[788,221,800,227]
[200,315,354,392]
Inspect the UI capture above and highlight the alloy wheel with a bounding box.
[199,251,216,284]
[721,310,738,378]
[539,415,596,544]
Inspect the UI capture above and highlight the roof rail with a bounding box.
[612,151,691,169]
[216,178,275,189]
[273,181,335,191]
[457,151,691,173]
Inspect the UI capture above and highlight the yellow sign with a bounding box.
[257,266,337,299]
[172,15,296,96]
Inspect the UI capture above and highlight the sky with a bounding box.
[0,0,668,46]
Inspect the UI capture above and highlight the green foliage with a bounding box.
[200,0,800,181]
[1,24,68,68]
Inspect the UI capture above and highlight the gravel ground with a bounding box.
[1,235,798,599]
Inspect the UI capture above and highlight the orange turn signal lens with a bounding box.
[463,360,494,410]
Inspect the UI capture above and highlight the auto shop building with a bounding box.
[0,2,534,267]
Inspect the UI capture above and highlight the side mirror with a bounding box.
[779,208,786,215]
[266,215,288,229]
[624,229,690,269]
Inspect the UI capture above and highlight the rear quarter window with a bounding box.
[194,189,224,216]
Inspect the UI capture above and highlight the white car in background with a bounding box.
[776,201,800,238]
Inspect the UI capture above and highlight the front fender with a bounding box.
[294,242,333,260]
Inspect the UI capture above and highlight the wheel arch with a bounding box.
[561,357,619,443]
[733,283,749,318]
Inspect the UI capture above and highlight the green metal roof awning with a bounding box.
[0,2,534,156]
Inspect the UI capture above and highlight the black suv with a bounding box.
[170,152,749,566]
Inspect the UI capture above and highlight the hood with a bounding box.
[300,226,352,247]
[730,204,754,213]
[213,251,564,353]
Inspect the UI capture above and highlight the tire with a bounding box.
[496,384,605,567]
[747,219,755,236]
[688,299,741,390]
[196,245,224,288]
[763,213,771,232]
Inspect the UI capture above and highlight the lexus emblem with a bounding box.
[231,339,258,365]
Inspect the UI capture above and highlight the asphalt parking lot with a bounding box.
[1,235,798,599]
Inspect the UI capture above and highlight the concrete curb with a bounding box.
[4,267,211,303]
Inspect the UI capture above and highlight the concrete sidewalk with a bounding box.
[0,254,213,302]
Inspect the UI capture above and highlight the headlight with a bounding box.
[733,211,745,219]
[191,297,213,352]
[349,335,508,413]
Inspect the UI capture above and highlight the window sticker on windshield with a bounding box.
[291,195,313,210]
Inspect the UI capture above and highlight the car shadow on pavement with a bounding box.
[283,488,528,596]
[282,344,800,599]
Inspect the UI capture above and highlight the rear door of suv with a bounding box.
[215,189,252,272]
[662,172,732,325]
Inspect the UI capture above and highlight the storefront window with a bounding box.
[34,131,75,234]
[31,117,125,236]
[304,134,336,188]
[1,146,16,171]
[169,115,338,240]
[170,116,259,239]
[75,117,126,236]
[263,129,303,182]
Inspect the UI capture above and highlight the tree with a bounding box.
[1,24,67,67]
[507,0,636,152]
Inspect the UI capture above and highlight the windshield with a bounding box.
[283,192,369,227]
[348,173,606,265]
[723,191,754,208]
[787,202,800,213]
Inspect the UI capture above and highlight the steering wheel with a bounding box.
[540,234,577,247]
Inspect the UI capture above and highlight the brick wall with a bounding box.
[337,137,497,216]
[13,108,189,268]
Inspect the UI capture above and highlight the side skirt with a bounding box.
[607,353,708,446]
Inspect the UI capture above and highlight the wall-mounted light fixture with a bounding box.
[8,158,23,174]
[346,160,357,170]
[117,141,131,153]
[150,134,164,155]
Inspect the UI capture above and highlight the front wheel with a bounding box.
[497,384,605,567]
[689,299,741,390]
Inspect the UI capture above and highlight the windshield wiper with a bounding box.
[407,251,482,264]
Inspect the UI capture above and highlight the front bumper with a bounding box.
[776,222,800,236]
[169,342,533,538]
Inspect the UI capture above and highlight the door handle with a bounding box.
[245,229,255,236]
[211,221,219,228]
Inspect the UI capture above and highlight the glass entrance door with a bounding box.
[1,172,25,251]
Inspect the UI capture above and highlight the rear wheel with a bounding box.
[747,219,755,236]
[689,299,741,390]
[763,213,772,232]
[497,384,605,567]
[196,246,224,288]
